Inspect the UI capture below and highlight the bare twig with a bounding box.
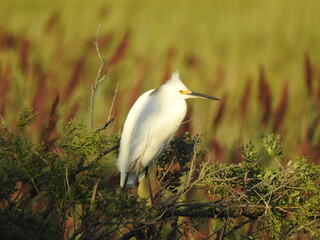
[94,144,119,161]
[181,118,193,125]
[97,118,114,131]
[159,157,176,183]
[90,179,101,211]
[107,82,119,122]
[90,25,107,129]
[0,114,11,133]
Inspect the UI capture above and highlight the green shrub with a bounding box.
[0,109,319,239]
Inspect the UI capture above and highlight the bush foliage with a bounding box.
[0,108,319,239]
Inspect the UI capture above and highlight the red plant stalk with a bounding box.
[240,77,253,120]
[272,81,289,133]
[304,53,313,95]
[258,66,272,126]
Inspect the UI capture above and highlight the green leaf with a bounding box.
[16,108,38,127]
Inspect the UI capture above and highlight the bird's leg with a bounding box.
[117,187,126,209]
[119,173,130,204]
[145,167,154,205]
[130,170,140,195]
[131,178,139,196]
[119,187,126,204]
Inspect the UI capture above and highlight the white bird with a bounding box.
[118,72,220,188]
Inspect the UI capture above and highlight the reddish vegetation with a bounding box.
[176,106,193,135]
[64,57,85,101]
[127,61,149,109]
[210,65,226,90]
[240,77,253,120]
[19,37,30,74]
[43,12,60,33]
[185,51,201,69]
[258,66,272,126]
[31,72,48,129]
[0,28,17,49]
[65,102,80,122]
[213,93,227,129]
[300,114,320,164]
[316,80,320,103]
[0,25,319,165]
[0,25,320,240]
[0,62,11,115]
[39,94,60,150]
[107,31,130,66]
[210,138,225,162]
[272,81,288,133]
[304,53,313,94]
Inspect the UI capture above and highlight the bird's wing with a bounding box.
[128,94,160,167]
[117,89,154,187]
[129,94,187,168]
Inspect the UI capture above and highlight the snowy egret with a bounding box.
[118,72,220,188]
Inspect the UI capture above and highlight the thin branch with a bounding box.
[181,118,193,125]
[97,118,114,131]
[0,114,11,133]
[95,144,119,161]
[90,179,101,211]
[159,157,176,183]
[90,24,107,129]
[65,167,71,196]
[107,82,119,122]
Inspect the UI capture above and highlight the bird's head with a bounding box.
[165,71,220,101]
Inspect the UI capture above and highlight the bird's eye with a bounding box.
[179,90,183,94]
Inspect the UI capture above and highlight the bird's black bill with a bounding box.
[188,91,220,101]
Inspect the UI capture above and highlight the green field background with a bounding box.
[1,0,319,166]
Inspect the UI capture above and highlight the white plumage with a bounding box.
[118,72,219,188]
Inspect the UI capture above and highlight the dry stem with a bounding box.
[90,25,107,129]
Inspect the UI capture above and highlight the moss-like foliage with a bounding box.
[202,134,320,239]
[0,109,319,240]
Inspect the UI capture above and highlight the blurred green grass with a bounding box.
[0,0,319,163]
